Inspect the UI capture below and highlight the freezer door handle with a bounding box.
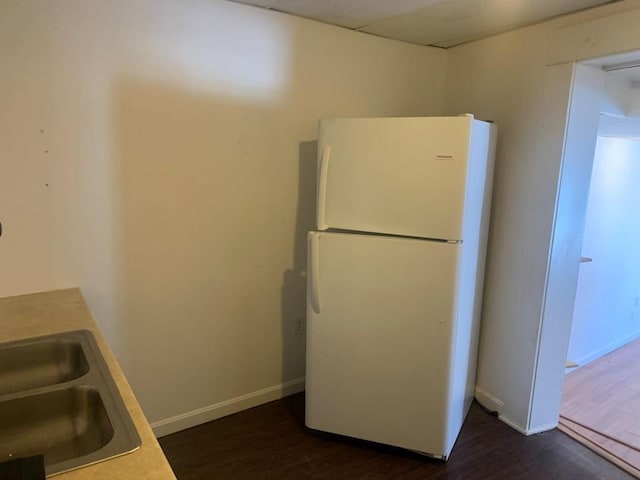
[317,145,331,230]
[308,234,321,314]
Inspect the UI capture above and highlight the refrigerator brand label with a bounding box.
[435,154,454,161]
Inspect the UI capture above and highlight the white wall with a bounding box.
[602,74,635,116]
[442,0,640,433]
[0,0,446,433]
[628,94,640,116]
[568,137,640,365]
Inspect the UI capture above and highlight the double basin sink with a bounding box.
[0,330,140,476]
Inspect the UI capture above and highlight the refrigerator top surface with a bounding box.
[318,115,491,124]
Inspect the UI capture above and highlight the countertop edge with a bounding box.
[0,288,177,480]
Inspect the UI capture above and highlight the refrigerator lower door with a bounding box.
[306,231,461,458]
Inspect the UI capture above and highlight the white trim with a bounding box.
[497,414,555,436]
[474,386,556,435]
[527,61,577,433]
[151,377,305,437]
[496,415,530,435]
[474,386,504,415]
[524,421,557,436]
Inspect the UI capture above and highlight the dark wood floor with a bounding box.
[159,393,633,480]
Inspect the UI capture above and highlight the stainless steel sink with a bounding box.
[0,330,140,476]
[0,337,89,395]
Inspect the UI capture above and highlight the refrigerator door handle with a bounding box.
[308,234,321,314]
[317,145,331,230]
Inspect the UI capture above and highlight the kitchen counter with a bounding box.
[0,288,176,479]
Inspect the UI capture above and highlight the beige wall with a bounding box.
[0,0,446,432]
[443,0,640,432]
[443,19,564,432]
[7,0,640,439]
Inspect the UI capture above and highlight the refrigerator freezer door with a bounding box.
[317,117,473,240]
[305,231,461,457]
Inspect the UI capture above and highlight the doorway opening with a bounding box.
[555,58,640,476]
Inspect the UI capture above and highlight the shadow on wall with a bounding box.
[281,141,317,383]
[111,77,311,421]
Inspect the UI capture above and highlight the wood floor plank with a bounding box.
[559,419,640,478]
[560,337,640,477]
[159,393,633,480]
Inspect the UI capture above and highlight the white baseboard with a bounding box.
[474,386,504,416]
[498,415,556,436]
[497,415,529,435]
[489,411,554,436]
[474,386,555,435]
[570,330,640,369]
[151,377,306,437]
[525,421,557,435]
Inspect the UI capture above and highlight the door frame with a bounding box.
[528,8,640,432]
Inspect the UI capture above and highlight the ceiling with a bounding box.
[228,0,640,135]
[228,0,617,48]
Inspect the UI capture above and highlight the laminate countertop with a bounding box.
[0,288,176,479]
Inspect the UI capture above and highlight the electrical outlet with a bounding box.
[295,318,305,336]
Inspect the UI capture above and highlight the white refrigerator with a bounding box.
[305,115,498,460]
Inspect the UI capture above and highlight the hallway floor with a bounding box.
[560,337,640,478]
